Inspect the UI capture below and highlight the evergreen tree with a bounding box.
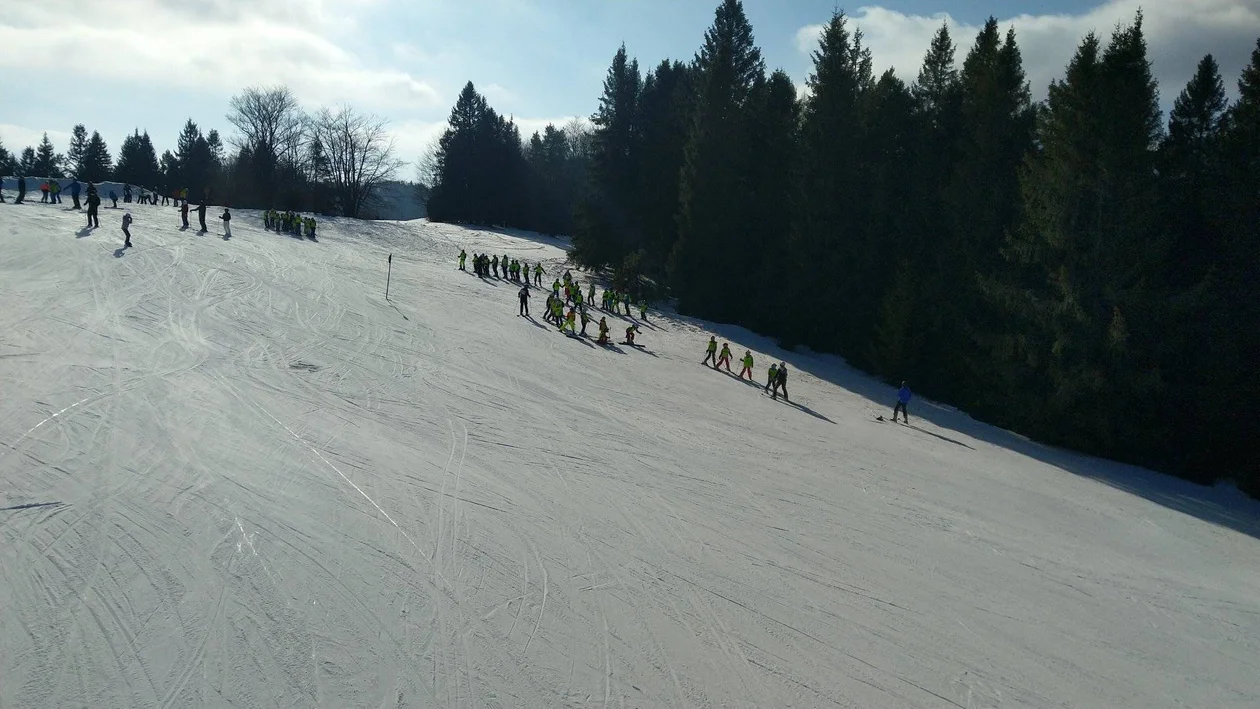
[114,129,161,187]
[787,10,874,350]
[175,119,216,198]
[997,15,1167,460]
[636,60,694,275]
[80,131,113,182]
[19,147,36,175]
[0,138,14,176]
[32,133,64,177]
[428,82,530,227]
[670,0,766,320]
[572,44,643,269]
[67,124,88,177]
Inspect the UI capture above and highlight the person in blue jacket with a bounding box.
[892,382,912,423]
[66,179,82,209]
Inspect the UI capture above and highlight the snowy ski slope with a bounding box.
[1,197,1258,708]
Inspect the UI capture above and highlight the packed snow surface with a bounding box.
[1,197,1259,709]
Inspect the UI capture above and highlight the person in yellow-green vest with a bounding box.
[702,336,718,367]
[738,351,754,380]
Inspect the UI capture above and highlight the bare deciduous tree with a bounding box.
[309,105,405,218]
[226,86,307,164]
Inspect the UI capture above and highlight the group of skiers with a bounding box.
[460,249,547,285]
[264,209,316,237]
[506,263,645,347]
[701,336,790,400]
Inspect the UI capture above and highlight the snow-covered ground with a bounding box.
[1,194,1258,709]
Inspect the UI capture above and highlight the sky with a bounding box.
[1,0,1257,176]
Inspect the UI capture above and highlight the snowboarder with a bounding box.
[193,201,208,232]
[623,324,641,346]
[771,362,789,402]
[892,382,911,423]
[518,286,531,316]
[738,351,754,380]
[716,343,733,372]
[85,185,100,228]
[597,317,610,344]
[765,363,779,394]
[458,249,467,271]
[702,336,718,367]
[121,211,133,248]
[219,206,232,238]
[109,189,118,208]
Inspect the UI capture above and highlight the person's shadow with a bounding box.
[75,226,93,238]
[113,247,128,258]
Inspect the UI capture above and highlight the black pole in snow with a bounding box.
[386,254,393,300]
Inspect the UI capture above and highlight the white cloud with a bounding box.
[0,0,442,113]
[0,124,71,153]
[795,0,1260,104]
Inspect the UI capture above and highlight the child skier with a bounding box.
[738,351,754,380]
[219,206,232,238]
[623,324,641,346]
[765,363,779,393]
[459,249,467,271]
[702,336,718,367]
[121,211,133,248]
[772,362,789,402]
[716,343,733,372]
[597,317,610,344]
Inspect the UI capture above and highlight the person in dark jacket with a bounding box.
[771,362,789,401]
[518,286,530,316]
[193,201,207,232]
[15,176,26,203]
[108,189,118,208]
[180,199,190,229]
[67,179,82,209]
[85,185,101,228]
[123,184,132,203]
[121,211,133,248]
[219,206,232,238]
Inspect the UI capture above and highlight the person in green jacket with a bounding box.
[458,249,467,271]
[716,343,733,372]
[765,363,779,393]
[702,336,718,367]
[738,351,754,380]
[638,300,648,321]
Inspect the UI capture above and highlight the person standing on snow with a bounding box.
[180,198,190,229]
[492,255,500,278]
[121,211,133,248]
[772,362,789,401]
[716,343,733,372]
[123,184,133,203]
[85,184,100,228]
[50,180,62,204]
[564,308,578,335]
[15,176,27,203]
[193,201,208,232]
[67,179,82,209]
[534,263,545,286]
[892,382,912,423]
[702,336,718,367]
[219,206,232,238]
[518,285,531,316]
[738,351,754,380]
[108,189,118,208]
[597,317,610,344]
[458,249,467,271]
[765,362,778,393]
[580,309,591,336]
[40,181,50,203]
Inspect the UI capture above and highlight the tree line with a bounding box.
[425,0,1260,496]
[0,88,403,218]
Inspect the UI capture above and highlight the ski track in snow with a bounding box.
[1,201,1259,708]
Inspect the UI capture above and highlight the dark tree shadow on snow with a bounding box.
[662,310,1260,541]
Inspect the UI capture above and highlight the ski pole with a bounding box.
[386,254,393,300]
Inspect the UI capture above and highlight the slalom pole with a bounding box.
[386,254,393,300]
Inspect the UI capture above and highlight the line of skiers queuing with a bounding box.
[263,209,317,238]
[463,250,650,347]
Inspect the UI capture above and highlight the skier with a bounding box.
[193,201,208,232]
[564,308,577,335]
[597,317,610,344]
[534,263,545,286]
[518,285,531,316]
[121,211,133,248]
[772,362,789,402]
[580,309,591,336]
[180,199,190,229]
[892,382,912,423]
[587,283,596,307]
[717,343,733,372]
[765,362,779,394]
[738,351,754,380]
[623,324,641,346]
[50,180,61,203]
[108,189,118,208]
[308,216,317,238]
[15,176,26,203]
[219,206,232,238]
[458,249,467,271]
[67,179,82,209]
[638,300,648,321]
[85,184,100,228]
[492,255,500,278]
[702,336,718,367]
